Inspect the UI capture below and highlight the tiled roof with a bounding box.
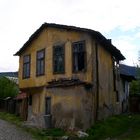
[16,92,27,100]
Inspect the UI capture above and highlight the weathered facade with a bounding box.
[15,23,125,130]
[119,64,136,113]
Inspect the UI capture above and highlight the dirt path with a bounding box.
[0,119,35,140]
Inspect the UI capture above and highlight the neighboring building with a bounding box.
[119,64,136,112]
[0,72,18,84]
[15,23,125,130]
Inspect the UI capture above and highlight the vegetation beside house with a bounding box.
[130,66,140,94]
[84,114,140,140]
[0,77,18,99]
[0,112,140,140]
[0,72,19,115]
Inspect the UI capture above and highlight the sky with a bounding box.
[0,0,140,72]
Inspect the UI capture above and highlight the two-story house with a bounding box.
[15,23,125,130]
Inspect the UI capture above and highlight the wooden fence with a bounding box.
[0,97,28,120]
[129,94,140,113]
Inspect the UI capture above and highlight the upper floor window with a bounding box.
[53,45,65,73]
[23,54,30,79]
[36,49,45,76]
[72,41,86,72]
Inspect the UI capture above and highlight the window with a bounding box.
[72,41,86,72]
[116,91,119,102]
[36,49,45,76]
[113,59,120,91]
[29,95,32,106]
[23,54,30,79]
[45,97,51,115]
[53,45,65,73]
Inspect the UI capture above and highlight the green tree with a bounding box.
[0,77,18,99]
[130,52,140,94]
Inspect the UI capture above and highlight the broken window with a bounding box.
[53,45,65,73]
[72,41,86,72]
[36,49,45,76]
[23,54,30,79]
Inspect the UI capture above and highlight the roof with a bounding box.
[0,72,18,78]
[16,92,27,100]
[120,64,136,81]
[14,23,125,60]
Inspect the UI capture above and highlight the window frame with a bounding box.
[22,54,31,79]
[72,40,86,73]
[36,48,45,76]
[53,44,65,74]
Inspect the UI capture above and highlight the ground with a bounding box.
[0,119,35,140]
[0,112,140,140]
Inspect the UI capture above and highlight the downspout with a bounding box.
[91,40,95,124]
[95,42,99,121]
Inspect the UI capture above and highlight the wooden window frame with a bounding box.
[36,49,45,76]
[53,45,65,74]
[22,54,31,79]
[72,40,86,73]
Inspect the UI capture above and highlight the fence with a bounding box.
[129,94,140,113]
[0,97,28,120]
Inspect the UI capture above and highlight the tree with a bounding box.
[130,52,140,94]
[0,77,18,99]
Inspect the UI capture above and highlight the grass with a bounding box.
[0,112,65,140]
[0,112,140,140]
[0,112,22,126]
[84,114,140,140]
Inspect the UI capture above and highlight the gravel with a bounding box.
[0,119,35,140]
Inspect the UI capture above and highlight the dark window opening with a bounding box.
[36,49,45,76]
[72,41,86,72]
[23,54,30,79]
[29,95,32,105]
[122,80,125,92]
[45,97,51,115]
[53,45,65,73]
[116,91,119,102]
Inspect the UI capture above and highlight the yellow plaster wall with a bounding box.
[19,27,93,89]
[98,43,116,116]
[45,86,94,130]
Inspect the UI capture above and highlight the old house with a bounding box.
[15,23,125,130]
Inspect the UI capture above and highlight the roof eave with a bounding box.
[14,23,125,60]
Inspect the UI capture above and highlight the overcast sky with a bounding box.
[0,0,140,72]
